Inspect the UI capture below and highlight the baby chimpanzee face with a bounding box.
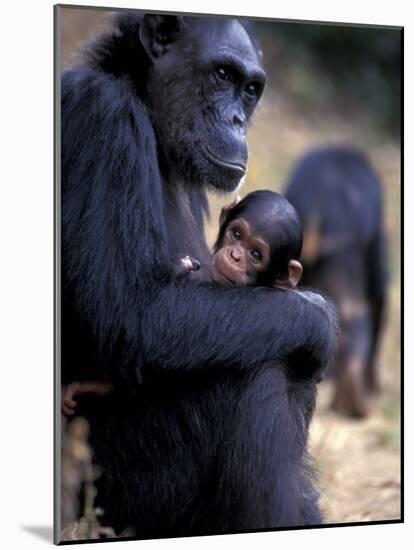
[212,190,304,288]
[211,216,270,285]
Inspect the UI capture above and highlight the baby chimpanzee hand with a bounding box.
[181,255,201,272]
[62,381,113,416]
[219,194,241,227]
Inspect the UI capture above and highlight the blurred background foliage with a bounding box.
[259,22,401,137]
[60,7,401,529]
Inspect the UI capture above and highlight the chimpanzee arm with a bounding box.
[137,283,337,378]
[61,69,336,387]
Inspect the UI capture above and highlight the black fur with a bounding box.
[61,14,336,538]
[286,147,388,416]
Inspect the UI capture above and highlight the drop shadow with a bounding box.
[21,525,54,543]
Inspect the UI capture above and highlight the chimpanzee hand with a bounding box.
[62,381,114,416]
[287,289,339,382]
[181,255,201,272]
[219,194,241,227]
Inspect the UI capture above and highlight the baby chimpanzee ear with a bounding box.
[274,260,303,289]
[219,195,241,228]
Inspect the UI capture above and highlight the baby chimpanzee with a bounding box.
[62,190,304,415]
[216,190,304,287]
[182,190,303,289]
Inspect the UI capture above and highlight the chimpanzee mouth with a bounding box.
[202,145,247,175]
[218,271,236,285]
[212,263,238,286]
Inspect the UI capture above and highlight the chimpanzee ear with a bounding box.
[139,14,185,59]
[219,195,241,228]
[274,260,303,289]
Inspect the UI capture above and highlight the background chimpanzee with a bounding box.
[60,12,337,539]
[285,147,388,418]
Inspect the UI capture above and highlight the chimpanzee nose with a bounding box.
[230,248,241,262]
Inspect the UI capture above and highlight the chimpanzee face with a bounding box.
[142,16,266,192]
[212,217,270,285]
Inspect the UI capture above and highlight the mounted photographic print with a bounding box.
[54,4,403,544]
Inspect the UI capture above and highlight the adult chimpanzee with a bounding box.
[61,12,337,539]
[285,147,388,418]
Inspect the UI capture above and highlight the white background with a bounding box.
[0,0,410,548]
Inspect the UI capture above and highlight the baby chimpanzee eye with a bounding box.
[251,250,262,262]
[232,228,242,240]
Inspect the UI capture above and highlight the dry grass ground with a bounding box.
[311,281,401,523]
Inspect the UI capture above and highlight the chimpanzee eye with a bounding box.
[245,82,259,98]
[215,66,232,83]
[232,227,241,240]
[251,249,262,262]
